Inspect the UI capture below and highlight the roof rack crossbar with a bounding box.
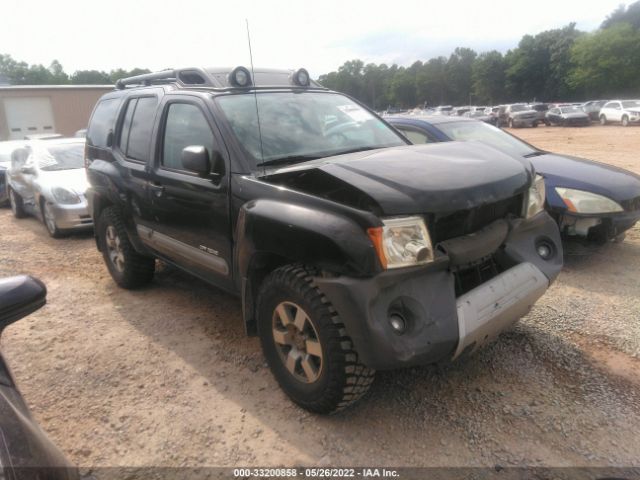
[115,69,178,89]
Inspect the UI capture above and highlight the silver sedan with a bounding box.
[7,138,93,237]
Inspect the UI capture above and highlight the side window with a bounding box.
[397,127,433,145]
[118,96,158,162]
[614,103,622,110]
[87,98,120,148]
[162,103,216,171]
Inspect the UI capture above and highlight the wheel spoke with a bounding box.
[272,328,289,345]
[284,350,299,375]
[276,304,294,326]
[293,308,307,331]
[305,339,322,358]
[300,355,318,381]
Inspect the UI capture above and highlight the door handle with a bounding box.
[148,182,164,197]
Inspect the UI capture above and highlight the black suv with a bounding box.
[85,66,563,413]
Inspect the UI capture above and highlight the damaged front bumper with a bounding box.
[559,210,640,242]
[314,212,562,370]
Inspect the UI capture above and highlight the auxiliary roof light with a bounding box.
[229,66,252,87]
[291,68,310,87]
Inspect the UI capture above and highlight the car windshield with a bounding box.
[560,106,582,114]
[510,105,528,112]
[622,100,640,109]
[35,143,85,171]
[437,120,537,157]
[215,92,405,168]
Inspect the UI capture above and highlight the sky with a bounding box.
[1,0,630,77]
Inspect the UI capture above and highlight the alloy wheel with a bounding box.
[9,190,17,215]
[272,301,323,383]
[105,225,125,272]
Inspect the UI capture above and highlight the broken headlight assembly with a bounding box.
[524,175,546,218]
[368,216,434,269]
[555,187,624,214]
[51,187,81,205]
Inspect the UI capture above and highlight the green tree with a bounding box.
[70,70,111,84]
[569,23,640,97]
[471,51,506,104]
[601,0,640,29]
[446,47,477,105]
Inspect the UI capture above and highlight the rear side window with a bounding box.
[87,98,120,148]
[396,127,433,145]
[119,96,158,162]
[162,103,216,171]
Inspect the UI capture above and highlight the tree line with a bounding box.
[318,1,640,109]
[1,1,639,109]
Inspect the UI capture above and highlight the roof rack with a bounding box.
[115,68,215,90]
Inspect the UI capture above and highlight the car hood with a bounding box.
[531,152,640,208]
[38,168,89,194]
[268,142,532,215]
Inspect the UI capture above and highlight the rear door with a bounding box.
[142,95,232,289]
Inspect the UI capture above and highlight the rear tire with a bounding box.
[257,264,375,414]
[97,206,155,289]
[8,187,27,218]
[600,115,607,125]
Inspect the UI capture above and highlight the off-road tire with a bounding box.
[600,115,607,126]
[8,187,27,218]
[257,264,375,414]
[98,206,155,289]
[621,115,629,127]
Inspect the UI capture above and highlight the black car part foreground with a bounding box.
[86,66,563,413]
[0,275,78,480]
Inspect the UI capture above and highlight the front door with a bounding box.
[142,98,232,290]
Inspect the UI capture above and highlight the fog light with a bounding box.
[537,243,552,259]
[389,314,406,334]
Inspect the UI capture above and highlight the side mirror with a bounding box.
[181,146,225,179]
[0,276,47,334]
[20,165,35,175]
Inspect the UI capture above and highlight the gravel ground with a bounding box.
[0,125,639,470]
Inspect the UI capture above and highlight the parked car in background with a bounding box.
[546,105,591,126]
[581,100,608,121]
[529,103,550,126]
[0,275,79,479]
[74,128,87,138]
[502,104,538,128]
[0,141,26,205]
[599,100,640,126]
[463,109,496,125]
[387,115,640,243]
[23,133,64,141]
[7,138,93,237]
[433,105,453,115]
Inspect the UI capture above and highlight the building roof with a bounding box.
[0,85,113,91]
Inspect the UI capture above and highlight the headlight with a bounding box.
[51,187,81,204]
[524,175,546,218]
[368,216,434,269]
[555,187,623,214]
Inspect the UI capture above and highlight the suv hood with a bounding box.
[267,142,532,215]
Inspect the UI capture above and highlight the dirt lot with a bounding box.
[1,125,639,470]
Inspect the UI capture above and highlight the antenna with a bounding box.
[246,19,265,168]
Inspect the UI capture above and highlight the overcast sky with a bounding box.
[1,0,630,77]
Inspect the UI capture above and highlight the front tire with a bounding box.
[621,115,629,127]
[508,118,514,128]
[97,206,155,289]
[8,187,27,218]
[600,115,607,125]
[257,265,375,414]
[41,199,64,238]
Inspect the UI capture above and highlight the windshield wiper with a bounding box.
[524,151,545,158]
[332,146,379,156]
[256,155,321,168]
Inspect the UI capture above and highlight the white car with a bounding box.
[599,100,640,126]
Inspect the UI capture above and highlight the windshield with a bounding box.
[437,121,537,157]
[622,100,640,109]
[35,143,85,171]
[215,92,405,168]
[560,106,582,114]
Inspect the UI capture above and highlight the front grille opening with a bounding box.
[431,194,523,243]
[452,255,504,297]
